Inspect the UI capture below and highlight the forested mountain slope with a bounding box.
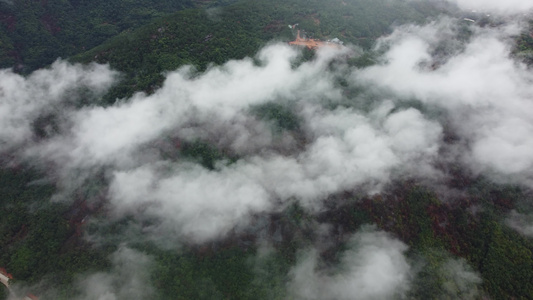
[72,0,452,101]
[2,0,533,299]
[0,0,201,71]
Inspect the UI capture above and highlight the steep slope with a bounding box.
[2,1,533,299]
[0,0,202,72]
[72,0,453,102]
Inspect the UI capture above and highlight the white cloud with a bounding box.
[289,227,412,300]
[439,258,482,299]
[449,0,533,15]
[506,210,533,237]
[261,103,441,204]
[106,100,442,242]
[357,19,533,186]
[0,42,443,243]
[108,163,272,243]
[2,6,532,300]
[0,60,116,153]
[27,44,343,169]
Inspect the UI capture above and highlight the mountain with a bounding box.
[71,0,451,102]
[1,0,533,299]
[0,0,197,72]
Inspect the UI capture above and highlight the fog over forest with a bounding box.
[1,0,533,299]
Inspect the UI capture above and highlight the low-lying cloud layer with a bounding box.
[0,43,446,243]
[506,210,533,237]
[107,100,442,242]
[100,51,443,242]
[1,7,532,298]
[358,19,533,186]
[0,61,116,154]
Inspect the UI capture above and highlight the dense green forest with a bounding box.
[1,0,451,98]
[0,0,200,71]
[2,0,533,299]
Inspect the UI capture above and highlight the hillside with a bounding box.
[2,0,533,299]
[0,0,205,72]
[70,0,453,102]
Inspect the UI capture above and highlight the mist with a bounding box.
[75,248,154,300]
[0,61,116,154]
[2,0,533,298]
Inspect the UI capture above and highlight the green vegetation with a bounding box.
[2,0,533,299]
[356,183,533,300]
[1,0,450,99]
[0,0,196,71]
[69,0,448,103]
[2,160,533,299]
[251,102,301,132]
[141,246,292,300]
[0,168,111,298]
